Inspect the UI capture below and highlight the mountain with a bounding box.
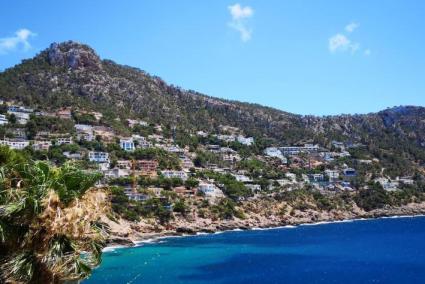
[0,41,304,141]
[0,41,424,176]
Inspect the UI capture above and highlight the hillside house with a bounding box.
[280,144,319,156]
[309,173,325,182]
[161,170,188,181]
[56,108,72,119]
[232,174,252,183]
[196,130,208,137]
[104,168,130,179]
[237,135,254,146]
[132,135,151,148]
[12,128,27,139]
[89,151,110,163]
[216,134,236,142]
[32,140,52,151]
[56,137,73,145]
[325,169,340,181]
[120,138,135,151]
[198,182,224,198]
[0,139,30,150]
[180,156,194,169]
[139,160,159,176]
[63,151,83,160]
[0,114,8,125]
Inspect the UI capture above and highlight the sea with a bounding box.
[85,216,425,284]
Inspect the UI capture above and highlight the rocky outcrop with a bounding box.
[47,41,102,70]
[104,202,425,247]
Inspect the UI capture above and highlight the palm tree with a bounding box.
[0,146,110,283]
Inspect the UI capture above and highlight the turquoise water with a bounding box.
[85,216,425,283]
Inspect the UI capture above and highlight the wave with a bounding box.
[102,245,127,252]
[252,225,297,231]
[379,214,425,219]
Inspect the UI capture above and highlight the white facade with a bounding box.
[7,105,33,113]
[0,114,8,125]
[196,130,208,137]
[245,184,261,192]
[7,106,32,124]
[132,135,151,148]
[0,139,30,150]
[161,170,188,180]
[9,112,30,124]
[166,145,184,154]
[198,182,224,197]
[216,134,236,142]
[63,151,82,160]
[104,168,130,179]
[120,138,135,151]
[264,147,287,163]
[237,136,254,146]
[88,151,110,163]
[232,174,252,183]
[77,132,95,142]
[280,144,319,156]
[325,169,340,181]
[75,124,94,132]
[56,137,73,145]
[222,153,241,163]
[285,173,297,182]
[375,177,399,191]
[309,174,324,182]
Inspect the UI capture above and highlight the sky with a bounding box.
[0,0,424,115]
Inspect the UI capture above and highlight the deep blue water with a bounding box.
[85,216,425,283]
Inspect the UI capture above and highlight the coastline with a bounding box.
[103,202,425,251]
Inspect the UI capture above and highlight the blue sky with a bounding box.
[0,0,424,115]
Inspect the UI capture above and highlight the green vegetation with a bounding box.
[199,171,251,200]
[212,198,245,220]
[0,146,109,283]
[25,115,75,139]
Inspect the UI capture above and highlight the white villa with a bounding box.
[56,137,73,145]
[325,169,340,181]
[0,114,8,125]
[88,151,110,163]
[0,139,30,150]
[264,147,287,163]
[120,138,135,151]
[237,135,254,146]
[198,182,224,198]
[161,170,188,181]
[280,144,319,156]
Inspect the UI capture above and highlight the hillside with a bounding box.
[2,41,425,283]
[0,41,424,175]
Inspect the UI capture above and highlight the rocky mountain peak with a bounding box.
[46,41,102,70]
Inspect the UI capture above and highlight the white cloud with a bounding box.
[228,3,254,42]
[0,28,36,54]
[345,22,359,33]
[329,33,359,53]
[229,3,253,20]
[329,22,368,55]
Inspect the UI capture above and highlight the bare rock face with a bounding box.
[47,41,102,70]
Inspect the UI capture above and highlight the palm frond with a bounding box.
[1,251,36,282]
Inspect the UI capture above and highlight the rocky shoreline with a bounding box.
[104,202,425,248]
